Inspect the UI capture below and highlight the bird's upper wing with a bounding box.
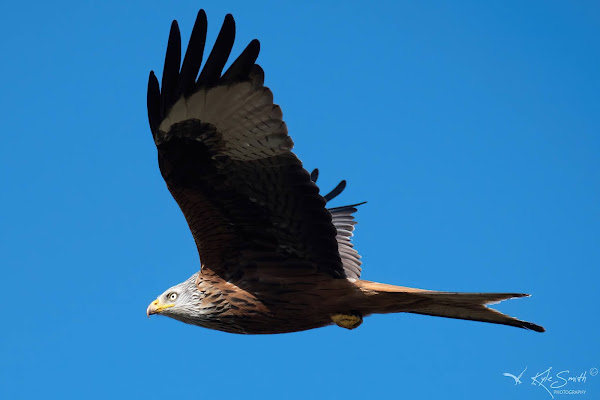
[147,10,347,282]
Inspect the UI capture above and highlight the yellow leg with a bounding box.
[331,312,363,330]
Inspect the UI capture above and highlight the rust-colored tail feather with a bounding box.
[356,280,545,332]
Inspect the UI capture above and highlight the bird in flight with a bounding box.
[145,9,544,334]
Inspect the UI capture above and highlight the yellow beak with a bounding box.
[146,298,174,317]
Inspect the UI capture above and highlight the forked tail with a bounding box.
[356,280,545,332]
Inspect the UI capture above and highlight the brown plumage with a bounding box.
[145,9,544,334]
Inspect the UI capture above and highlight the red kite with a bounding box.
[145,10,544,334]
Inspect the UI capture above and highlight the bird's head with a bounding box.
[146,273,201,321]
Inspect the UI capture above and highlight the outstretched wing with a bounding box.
[147,10,347,281]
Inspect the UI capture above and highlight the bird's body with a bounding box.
[145,9,544,334]
[152,268,540,334]
[166,269,358,334]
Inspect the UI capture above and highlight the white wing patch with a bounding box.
[158,78,292,161]
[330,206,362,280]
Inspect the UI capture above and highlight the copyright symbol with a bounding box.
[591,368,598,376]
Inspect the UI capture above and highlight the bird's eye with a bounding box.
[168,292,178,302]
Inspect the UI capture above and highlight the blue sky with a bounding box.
[1,1,598,399]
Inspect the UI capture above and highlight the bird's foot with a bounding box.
[331,312,363,330]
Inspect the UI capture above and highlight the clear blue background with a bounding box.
[1,1,598,399]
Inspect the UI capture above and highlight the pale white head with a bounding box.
[146,273,205,325]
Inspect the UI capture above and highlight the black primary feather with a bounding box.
[222,39,260,83]
[196,14,235,86]
[179,10,208,97]
[160,21,182,117]
[147,72,161,135]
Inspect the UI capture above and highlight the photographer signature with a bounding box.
[503,366,593,399]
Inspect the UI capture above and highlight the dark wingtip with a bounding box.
[222,37,261,83]
[147,71,160,134]
[179,8,208,97]
[160,20,182,116]
[249,38,260,50]
[197,12,236,86]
